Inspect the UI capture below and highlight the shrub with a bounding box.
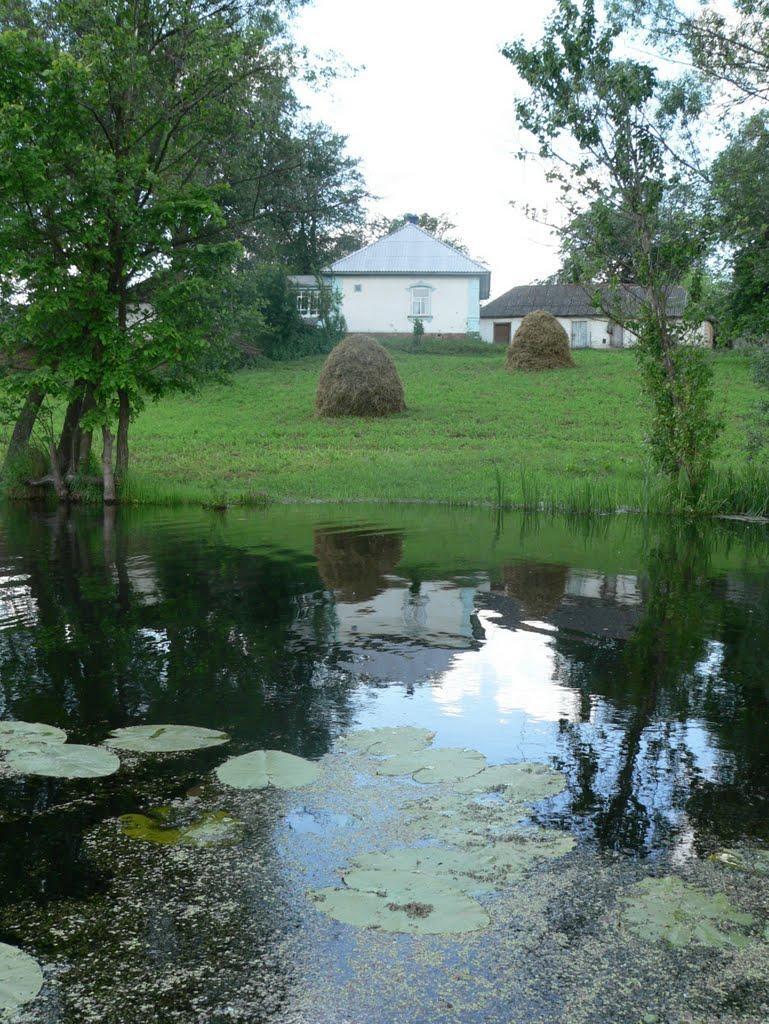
[506,310,575,371]
[315,335,406,417]
[411,318,424,349]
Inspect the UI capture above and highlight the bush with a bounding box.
[315,335,406,417]
[383,334,496,356]
[506,310,575,371]
[411,318,425,349]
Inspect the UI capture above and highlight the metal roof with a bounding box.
[481,283,688,319]
[328,223,489,278]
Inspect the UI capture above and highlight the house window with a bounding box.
[410,286,431,318]
[296,288,320,318]
[571,320,589,348]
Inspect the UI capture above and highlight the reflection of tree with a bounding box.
[0,507,359,904]
[500,560,569,619]
[313,527,403,602]
[554,525,728,853]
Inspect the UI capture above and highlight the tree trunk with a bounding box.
[57,396,83,475]
[5,387,45,464]
[102,426,116,504]
[116,389,129,480]
[78,429,93,472]
[48,442,69,502]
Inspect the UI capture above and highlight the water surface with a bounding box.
[2,505,769,1023]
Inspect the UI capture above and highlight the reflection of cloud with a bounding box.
[433,610,581,722]
[0,573,37,630]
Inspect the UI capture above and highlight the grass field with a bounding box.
[121,347,768,515]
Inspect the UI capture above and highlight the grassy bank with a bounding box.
[118,347,768,515]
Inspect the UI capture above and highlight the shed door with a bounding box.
[609,322,623,348]
[493,322,511,345]
[571,320,589,348]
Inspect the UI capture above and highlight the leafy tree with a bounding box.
[0,0,363,502]
[504,0,720,497]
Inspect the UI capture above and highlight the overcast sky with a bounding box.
[292,0,562,296]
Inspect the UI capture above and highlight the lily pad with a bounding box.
[619,876,754,948]
[454,762,566,802]
[346,848,495,895]
[120,808,244,847]
[0,941,43,1012]
[215,749,320,790]
[375,746,486,784]
[710,848,769,876]
[5,743,120,779]
[405,792,527,844]
[339,726,436,758]
[310,865,489,935]
[0,721,67,751]
[105,724,229,754]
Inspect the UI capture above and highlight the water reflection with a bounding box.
[0,503,767,883]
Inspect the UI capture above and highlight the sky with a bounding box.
[291,0,562,297]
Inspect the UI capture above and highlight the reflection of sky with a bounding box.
[349,606,581,765]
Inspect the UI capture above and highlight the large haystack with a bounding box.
[316,335,405,417]
[506,310,575,371]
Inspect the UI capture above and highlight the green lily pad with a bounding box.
[405,792,528,844]
[120,808,244,847]
[0,721,67,751]
[215,749,320,790]
[619,876,754,948]
[339,726,436,757]
[346,848,495,895]
[454,762,566,801]
[5,743,120,779]
[105,724,229,754]
[310,864,489,935]
[710,848,769,876]
[0,941,43,1012]
[375,746,486,784]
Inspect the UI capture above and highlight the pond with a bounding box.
[1,504,769,1023]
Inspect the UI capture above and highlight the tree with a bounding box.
[504,0,721,497]
[0,0,364,502]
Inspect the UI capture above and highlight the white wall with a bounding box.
[481,315,714,348]
[333,274,480,334]
[481,316,624,348]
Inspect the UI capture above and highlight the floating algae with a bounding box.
[105,724,229,754]
[453,762,566,801]
[0,721,67,751]
[120,807,244,847]
[619,876,755,949]
[375,746,486,784]
[5,743,120,779]
[0,941,43,1013]
[215,749,321,790]
[339,726,435,758]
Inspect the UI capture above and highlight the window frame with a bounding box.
[409,285,432,319]
[296,287,321,318]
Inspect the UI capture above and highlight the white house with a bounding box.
[322,222,490,336]
[480,283,715,348]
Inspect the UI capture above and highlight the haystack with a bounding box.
[316,335,405,417]
[506,310,575,371]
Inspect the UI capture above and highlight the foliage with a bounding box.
[411,317,425,349]
[315,335,406,418]
[504,0,720,495]
[382,334,494,356]
[0,0,364,499]
[506,311,575,371]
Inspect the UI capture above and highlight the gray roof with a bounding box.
[481,283,688,319]
[287,274,326,287]
[329,223,489,281]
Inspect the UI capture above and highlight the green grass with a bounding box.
[120,347,768,515]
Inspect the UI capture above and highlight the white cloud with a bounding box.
[292,0,563,294]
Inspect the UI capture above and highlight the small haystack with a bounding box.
[316,335,405,417]
[506,310,575,371]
